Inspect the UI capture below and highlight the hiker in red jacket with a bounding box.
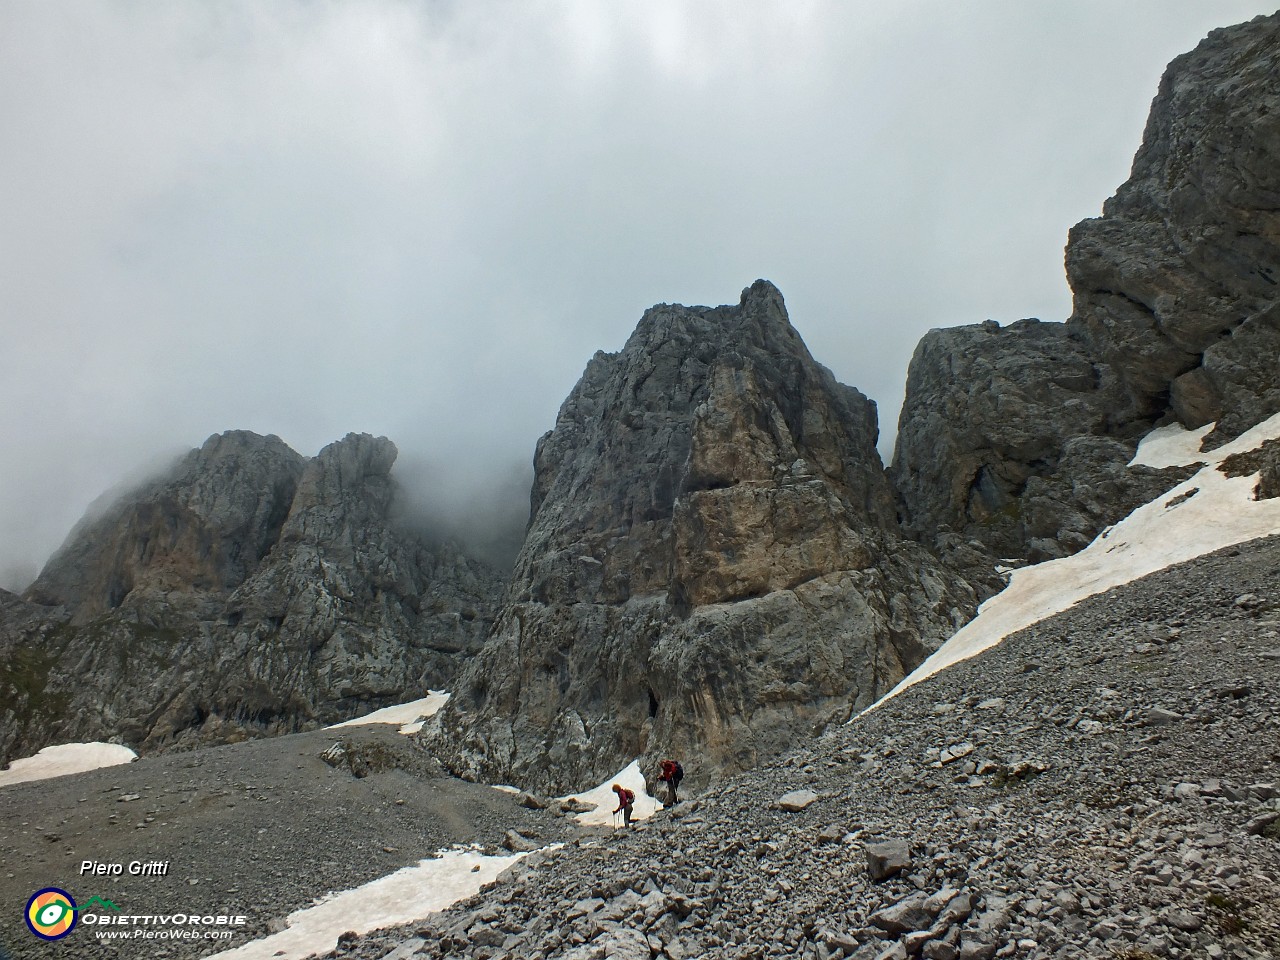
[611,783,635,827]
[658,759,684,807]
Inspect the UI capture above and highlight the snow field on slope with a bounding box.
[326,692,450,734]
[0,696,450,793]
[870,411,1280,713]
[207,847,531,960]
[557,758,661,826]
[1127,420,1215,468]
[209,763,655,958]
[0,695,453,790]
[0,742,137,788]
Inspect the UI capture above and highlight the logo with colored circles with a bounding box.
[25,888,78,940]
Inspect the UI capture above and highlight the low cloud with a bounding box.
[0,1,1265,586]
[391,452,534,573]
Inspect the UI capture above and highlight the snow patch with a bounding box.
[327,692,449,735]
[558,759,660,826]
[869,411,1280,713]
[0,742,137,789]
[208,847,530,960]
[1129,421,1213,468]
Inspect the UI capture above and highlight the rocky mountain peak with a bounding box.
[519,281,895,607]
[740,275,787,309]
[24,429,305,620]
[2,430,503,764]
[427,284,975,794]
[280,432,398,546]
[630,278,794,351]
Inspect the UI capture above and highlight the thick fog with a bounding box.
[0,1,1271,587]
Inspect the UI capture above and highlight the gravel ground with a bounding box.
[0,725,579,960]
[332,535,1280,960]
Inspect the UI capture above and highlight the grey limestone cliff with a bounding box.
[25,431,305,619]
[1067,14,1280,441]
[893,13,1280,568]
[1,431,502,765]
[426,281,977,794]
[891,320,1192,568]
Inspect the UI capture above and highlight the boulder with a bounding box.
[866,839,912,881]
[501,830,541,853]
[869,892,933,935]
[775,789,820,812]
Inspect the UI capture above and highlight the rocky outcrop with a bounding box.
[1066,15,1280,440]
[894,14,1280,566]
[426,281,977,794]
[1,431,502,765]
[892,321,1193,568]
[1220,436,1280,502]
[0,587,66,767]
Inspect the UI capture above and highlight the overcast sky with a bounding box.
[0,1,1272,587]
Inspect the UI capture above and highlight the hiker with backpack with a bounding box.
[658,759,683,807]
[611,783,635,827]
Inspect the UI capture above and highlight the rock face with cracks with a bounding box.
[1,431,502,765]
[425,281,977,795]
[1066,15,1280,440]
[891,320,1193,570]
[893,13,1280,569]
